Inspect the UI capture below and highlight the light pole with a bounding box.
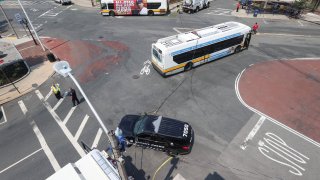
[17,0,45,51]
[53,61,128,180]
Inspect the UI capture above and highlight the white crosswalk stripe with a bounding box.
[205,8,233,16]
[0,1,51,6]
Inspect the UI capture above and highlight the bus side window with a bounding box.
[108,3,114,10]
[101,3,107,9]
[147,3,161,9]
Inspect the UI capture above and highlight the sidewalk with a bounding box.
[232,9,320,24]
[301,12,320,24]
[0,37,55,105]
[231,9,289,20]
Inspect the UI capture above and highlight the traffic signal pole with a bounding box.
[67,72,128,180]
[17,0,45,51]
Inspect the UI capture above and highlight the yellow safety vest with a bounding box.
[51,84,60,94]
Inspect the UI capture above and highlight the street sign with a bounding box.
[14,13,23,24]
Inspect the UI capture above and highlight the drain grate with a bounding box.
[132,75,140,79]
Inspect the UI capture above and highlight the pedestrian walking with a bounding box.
[252,22,259,34]
[51,83,62,100]
[236,2,241,12]
[69,87,80,106]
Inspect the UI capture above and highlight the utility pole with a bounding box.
[17,0,45,51]
[53,61,128,180]
[0,5,19,39]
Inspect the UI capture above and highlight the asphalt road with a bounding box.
[0,0,320,179]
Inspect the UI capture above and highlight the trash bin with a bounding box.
[47,53,57,62]
[253,9,259,17]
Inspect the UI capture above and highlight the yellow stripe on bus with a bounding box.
[153,54,211,74]
[101,10,110,13]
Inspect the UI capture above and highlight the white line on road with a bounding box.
[92,128,103,149]
[44,90,53,101]
[18,100,61,171]
[0,106,8,125]
[63,106,77,125]
[240,116,266,150]
[0,148,42,174]
[75,115,89,140]
[173,27,181,33]
[235,69,320,148]
[263,19,269,24]
[35,90,86,157]
[297,20,304,26]
[53,98,64,111]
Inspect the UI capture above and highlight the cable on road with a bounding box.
[152,156,173,180]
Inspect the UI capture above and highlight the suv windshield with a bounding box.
[133,116,148,135]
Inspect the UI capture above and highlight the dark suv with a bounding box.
[118,114,194,155]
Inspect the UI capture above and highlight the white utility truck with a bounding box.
[182,0,210,13]
[46,149,120,180]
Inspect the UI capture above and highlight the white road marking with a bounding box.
[0,106,8,125]
[0,148,42,174]
[240,116,266,150]
[35,90,86,157]
[63,106,76,125]
[52,98,64,111]
[140,60,151,75]
[75,115,89,140]
[44,90,53,101]
[263,19,269,24]
[18,100,61,171]
[173,27,182,33]
[235,69,320,148]
[92,128,103,149]
[297,20,304,26]
[258,132,309,176]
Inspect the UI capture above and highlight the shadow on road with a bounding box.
[205,171,225,180]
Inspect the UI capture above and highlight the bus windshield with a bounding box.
[152,48,162,63]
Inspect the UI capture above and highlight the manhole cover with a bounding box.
[132,75,140,79]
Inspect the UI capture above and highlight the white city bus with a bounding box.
[151,21,252,77]
[100,0,168,16]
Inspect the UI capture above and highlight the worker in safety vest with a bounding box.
[51,83,62,100]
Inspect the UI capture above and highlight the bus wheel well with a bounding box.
[109,10,115,16]
[148,10,154,16]
[234,45,242,53]
[184,62,193,71]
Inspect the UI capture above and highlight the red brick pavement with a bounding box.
[42,38,129,83]
[16,40,50,67]
[239,59,320,143]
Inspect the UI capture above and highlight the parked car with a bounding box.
[54,0,72,5]
[118,114,194,156]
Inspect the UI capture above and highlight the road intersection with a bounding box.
[1,0,320,179]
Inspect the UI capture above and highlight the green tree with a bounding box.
[292,0,312,10]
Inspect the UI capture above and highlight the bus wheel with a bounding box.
[109,11,115,17]
[195,6,200,12]
[184,62,193,71]
[234,46,241,53]
[148,10,154,16]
